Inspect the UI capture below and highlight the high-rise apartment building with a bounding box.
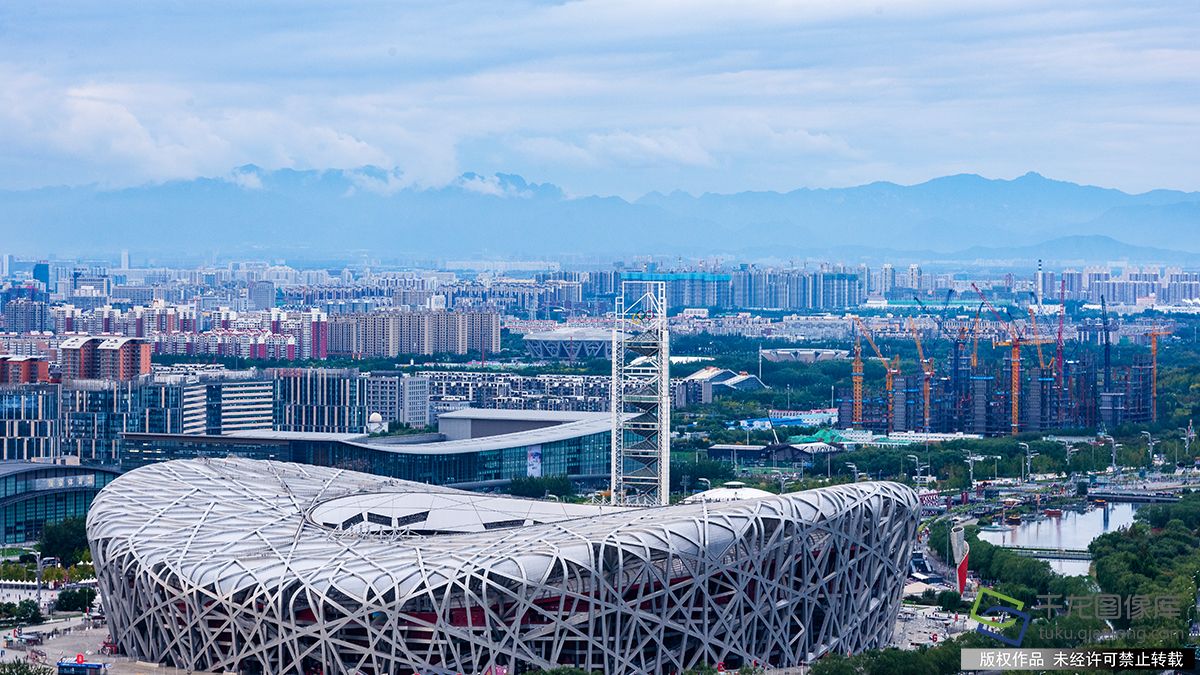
[97,337,152,381]
[0,356,50,384]
[879,264,896,296]
[906,264,922,290]
[337,310,499,358]
[59,336,151,381]
[3,299,49,333]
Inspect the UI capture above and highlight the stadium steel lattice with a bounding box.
[88,458,919,675]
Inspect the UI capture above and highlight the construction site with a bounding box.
[836,286,1169,437]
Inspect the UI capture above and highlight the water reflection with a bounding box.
[976,502,1138,576]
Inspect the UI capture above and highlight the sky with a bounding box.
[0,0,1196,198]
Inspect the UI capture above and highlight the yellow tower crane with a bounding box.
[907,318,935,433]
[1147,328,1171,423]
[854,317,900,434]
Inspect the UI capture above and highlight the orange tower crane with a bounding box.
[1147,328,1172,423]
[970,304,984,368]
[854,317,900,433]
[907,318,935,432]
[1055,279,1067,423]
[970,284,1049,435]
[1027,307,1049,371]
[851,330,864,427]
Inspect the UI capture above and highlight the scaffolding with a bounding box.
[611,281,670,506]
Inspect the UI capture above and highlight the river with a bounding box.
[976,502,1139,576]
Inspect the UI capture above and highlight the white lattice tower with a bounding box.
[611,280,670,506]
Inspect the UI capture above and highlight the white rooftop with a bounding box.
[681,481,775,504]
[309,491,631,536]
[523,327,619,341]
[437,409,604,423]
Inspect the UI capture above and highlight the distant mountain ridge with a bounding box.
[1,167,1197,261]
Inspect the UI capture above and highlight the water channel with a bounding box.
[976,502,1139,576]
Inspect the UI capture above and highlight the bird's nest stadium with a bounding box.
[87,458,919,675]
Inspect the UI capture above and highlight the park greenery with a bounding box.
[0,663,54,675]
[53,587,96,613]
[817,495,1200,674]
[38,517,91,567]
[506,476,576,500]
[0,600,43,628]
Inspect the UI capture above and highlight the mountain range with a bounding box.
[1,167,1197,263]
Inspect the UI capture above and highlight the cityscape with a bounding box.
[1,2,1198,674]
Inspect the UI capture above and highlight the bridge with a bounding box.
[1088,491,1180,504]
[999,545,1092,560]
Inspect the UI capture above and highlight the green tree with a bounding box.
[0,663,55,675]
[68,563,95,582]
[935,590,961,612]
[12,599,43,625]
[38,517,89,566]
[54,587,96,613]
[507,476,575,500]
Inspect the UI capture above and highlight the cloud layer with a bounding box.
[0,0,1196,196]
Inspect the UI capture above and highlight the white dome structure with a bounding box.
[681,480,775,504]
[89,459,919,675]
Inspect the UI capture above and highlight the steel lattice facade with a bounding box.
[88,458,918,675]
[611,280,670,506]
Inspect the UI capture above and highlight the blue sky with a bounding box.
[0,0,1196,197]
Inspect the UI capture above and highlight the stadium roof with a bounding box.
[523,327,620,341]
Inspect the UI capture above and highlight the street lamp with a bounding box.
[991,455,1002,479]
[906,454,927,484]
[771,470,787,494]
[1018,442,1030,483]
[1142,431,1157,469]
[964,454,984,488]
[35,552,48,613]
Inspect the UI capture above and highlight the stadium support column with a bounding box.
[611,280,670,506]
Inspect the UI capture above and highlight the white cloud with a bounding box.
[0,0,1195,194]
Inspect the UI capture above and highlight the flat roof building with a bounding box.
[0,461,120,544]
[120,409,614,488]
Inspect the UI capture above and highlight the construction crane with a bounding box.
[907,318,934,432]
[970,303,984,368]
[854,317,900,433]
[915,290,969,431]
[1055,279,1067,423]
[1100,295,1113,392]
[1147,327,1172,423]
[1027,305,1048,371]
[970,284,1051,435]
[851,330,864,428]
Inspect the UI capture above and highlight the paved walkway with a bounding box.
[1,623,223,674]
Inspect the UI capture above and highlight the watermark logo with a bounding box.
[971,587,1031,647]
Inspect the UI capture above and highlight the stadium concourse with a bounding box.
[87,458,919,675]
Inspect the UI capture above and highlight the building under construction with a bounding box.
[838,299,1162,437]
[837,352,1153,437]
